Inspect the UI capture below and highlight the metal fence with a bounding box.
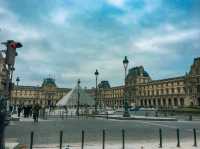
[17,128,198,149]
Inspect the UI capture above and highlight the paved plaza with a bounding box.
[5,118,200,148]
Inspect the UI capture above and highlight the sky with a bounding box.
[0,0,200,88]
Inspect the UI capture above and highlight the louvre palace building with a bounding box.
[10,78,70,107]
[97,57,200,108]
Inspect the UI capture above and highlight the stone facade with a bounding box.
[97,85,124,108]
[11,78,70,107]
[97,57,200,108]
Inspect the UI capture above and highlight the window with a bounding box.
[171,88,174,94]
[174,98,178,106]
[148,100,152,106]
[166,88,169,94]
[141,100,143,106]
[168,98,172,106]
[177,87,180,94]
[144,99,147,106]
[158,99,161,106]
[162,98,166,106]
[156,90,159,95]
[197,85,200,93]
[180,98,184,106]
[153,99,156,106]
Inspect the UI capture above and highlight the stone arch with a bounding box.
[157,98,161,106]
[168,98,172,106]
[162,98,166,107]
[148,99,152,107]
[180,98,184,107]
[153,99,156,106]
[144,99,147,107]
[174,98,178,106]
[140,99,144,106]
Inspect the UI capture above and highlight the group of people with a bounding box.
[11,104,41,123]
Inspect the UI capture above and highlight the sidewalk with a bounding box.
[5,141,18,149]
[95,115,177,121]
[11,114,48,122]
[13,141,197,149]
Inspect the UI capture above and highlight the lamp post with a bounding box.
[16,76,20,86]
[94,69,99,114]
[123,56,130,117]
[76,79,81,116]
[14,76,20,106]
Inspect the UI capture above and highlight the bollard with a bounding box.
[159,128,162,148]
[30,131,34,149]
[122,129,125,149]
[102,129,105,149]
[176,128,180,147]
[81,130,84,149]
[59,131,63,149]
[193,128,197,147]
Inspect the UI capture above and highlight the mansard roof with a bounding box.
[42,78,57,87]
[127,66,150,78]
[98,80,110,89]
[14,85,40,90]
[148,76,185,84]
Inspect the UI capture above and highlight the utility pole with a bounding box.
[0,40,22,148]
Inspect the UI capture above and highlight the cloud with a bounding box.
[50,8,70,25]
[19,48,47,62]
[106,0,125,8]
[1,0,200,88]
[0,4,45,42]
[132,28,200,54]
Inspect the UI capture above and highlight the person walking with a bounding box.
[33,104,40,123]
[17,105,22,117]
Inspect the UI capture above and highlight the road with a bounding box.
[5,118,200,147]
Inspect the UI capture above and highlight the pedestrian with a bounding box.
[33,104,40,123]
[17,105,22,117]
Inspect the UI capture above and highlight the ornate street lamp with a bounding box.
[76,79,81,116]
[16,76,20,86]
[94,69,99,114]
[14,76,20,106]
[123,56,130,117]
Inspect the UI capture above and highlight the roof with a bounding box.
[98,80,110,88]
[14,85,40,90]
[148,76,185,84]
[127,66,150,78]
[42,78,57,87]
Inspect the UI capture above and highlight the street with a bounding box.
[5,118,200,148]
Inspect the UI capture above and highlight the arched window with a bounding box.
[174,98,178,106]
[140,100,143,106]
[158,98,161,106]
[168,98,172,106]
[144,99,147,106]
[162,98,166,106]
[180,98,184,106]
[153,99,156,106]
[148,100,152,106]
